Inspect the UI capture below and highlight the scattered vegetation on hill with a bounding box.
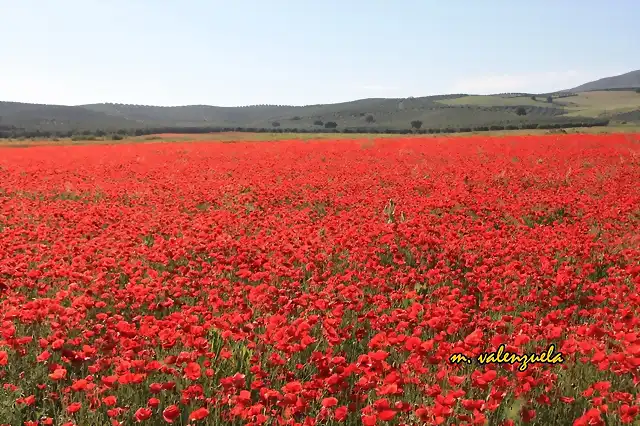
[1,86,638,138]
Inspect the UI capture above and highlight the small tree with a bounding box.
[324,121,337,129]
[516,107,527,116]
[410,120,423,130]
[271,121,280,127]
[547,96,553,103]
[531,96,537,101]
[365,114,375,124]
[313,120,324,126]
[636,88,640,94]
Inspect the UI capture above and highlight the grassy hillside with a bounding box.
[436,94,563,107]
[2,89,639,137]
[555,91,640,117]
[439,91,640,120]
[0,102,139,131]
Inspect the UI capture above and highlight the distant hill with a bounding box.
[2,96,576,134]
[0,102,138,131]
[3,71,640,137]
[566,70,640,92]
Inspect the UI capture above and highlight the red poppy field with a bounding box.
[1,134,639,426]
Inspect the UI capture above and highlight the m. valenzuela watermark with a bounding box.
[449,344,565,371]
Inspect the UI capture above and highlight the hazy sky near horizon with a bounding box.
[2,0,638,106]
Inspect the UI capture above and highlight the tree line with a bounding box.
[0,119,612,140]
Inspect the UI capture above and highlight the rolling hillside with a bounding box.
[0,102,139,131]
[1,96,581,134]
[2,70,640,137]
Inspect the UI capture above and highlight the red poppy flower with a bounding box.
[322,397,338,408]
[184,362,201,380]
[67,402,82,414]
[135,407,153,422]
[189,407,210,421]
[163,405,180,423]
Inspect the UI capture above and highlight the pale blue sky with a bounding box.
[2,0,638,106]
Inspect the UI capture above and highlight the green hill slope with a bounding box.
[3,80,640,137]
